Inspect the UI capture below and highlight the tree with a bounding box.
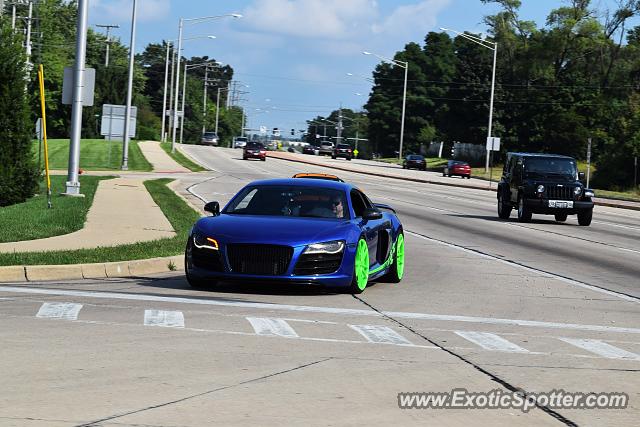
[0,21,39,206]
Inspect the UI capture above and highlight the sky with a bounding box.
[87,0,636,137]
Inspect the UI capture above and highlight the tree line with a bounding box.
[340,0,640,189]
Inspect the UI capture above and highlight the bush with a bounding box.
[0,21,38,207]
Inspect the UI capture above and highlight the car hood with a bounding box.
[194,214,355,247]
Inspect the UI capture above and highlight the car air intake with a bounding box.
[294,252,343,276]
[546,186,573,200]
[227,244,293,275]
[191,248,224,272]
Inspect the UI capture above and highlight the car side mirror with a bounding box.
[362,208,383,221]
[578,172,585,182]
[204,201,220,216]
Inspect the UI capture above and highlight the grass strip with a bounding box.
[0,179,201,266]
[33,139,152,171]
[160,142,207,172]
[0,175,109,243]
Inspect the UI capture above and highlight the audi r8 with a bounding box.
[185,178,405,293]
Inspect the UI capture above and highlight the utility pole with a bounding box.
[202,65,209,134]
[215,87,222,134]
[168,44,176,139]
[179,61,187,145]
[25,1,32,68]
[65,0,90,196]
[96,24,119,67]
[121,0,137,170]
[336,105,343,145]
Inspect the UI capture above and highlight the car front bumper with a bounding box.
[524,198,594,214]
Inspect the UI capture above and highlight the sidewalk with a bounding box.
[268,151,640,211]
[137,140,190,173]
[0,178,175,253]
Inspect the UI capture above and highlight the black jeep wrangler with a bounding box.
[497,153,595,226]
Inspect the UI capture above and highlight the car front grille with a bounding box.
[546,185,573,200]
[227,244,293,275]
[191,248,224,272]
[293,252,344,276]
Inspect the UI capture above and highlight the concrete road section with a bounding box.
[1,146,638,426]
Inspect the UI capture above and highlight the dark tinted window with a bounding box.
[225,185,349,219]
[350,190,369,217]
[203,132,217,138]
[524,158,577,177]
[246,142,264,149]
[408,155,424,160]
[337,144,350,149]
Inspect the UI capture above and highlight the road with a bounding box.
[1,147,638,426]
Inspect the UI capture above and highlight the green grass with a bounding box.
[0,175,109,243]
[160,142,207,172]
[0,179,201,266]
[33,139,152,171]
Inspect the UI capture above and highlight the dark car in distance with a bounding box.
[497,153,595,225]
[243,142,267,161]
[303,145,318,155]
[443,160,471,179]
[332,143,352,160]
[403,154,426,170]
[201,131,219,146]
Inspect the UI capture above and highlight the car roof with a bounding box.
[247,178,354,191]
[507,152,575,160]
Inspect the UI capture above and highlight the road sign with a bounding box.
[486,137,501,151]
[260,126,267,134]
[353,149,359,158]
[100,104,137,141]
[62,67,96,106]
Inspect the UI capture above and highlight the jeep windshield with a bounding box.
[524,158,577,180]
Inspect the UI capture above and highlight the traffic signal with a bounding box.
[273,127,279,135]
[291,128,295,135]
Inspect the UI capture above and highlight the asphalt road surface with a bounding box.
[1,147,638,427]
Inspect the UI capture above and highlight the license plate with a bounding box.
[549,200,573,209]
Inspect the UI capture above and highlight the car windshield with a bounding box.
[408,155,424,160]
[246,142,264,149]
[235,137,247,142]
[203,132,217,138]
[337,144,350,149]
[224,185,349,219]
[524,158,577,179]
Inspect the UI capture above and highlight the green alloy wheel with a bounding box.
[384,233,405,283]
[350,238,370,294]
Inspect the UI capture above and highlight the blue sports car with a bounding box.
[185,177,405,293]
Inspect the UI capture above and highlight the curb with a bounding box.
[0,255,183,283]
[267,152,640,212]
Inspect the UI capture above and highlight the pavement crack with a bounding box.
[351,294,579,427]
[74,357,333,427]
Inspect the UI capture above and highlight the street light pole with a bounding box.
[121,0,137,171]
[160,40,171,143]
[363,51,408,160]
[441,28,497,172]
[202,65,208,134]
[180,61,188,145]
[171,18,184,153]
[64,0,90,196]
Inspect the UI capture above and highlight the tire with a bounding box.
[348,238,370,294]
[382,232,404,283]
[517,194,532,223]
[554,213,568,222]
[497,191,512,219]
[261,157,266,161]
[347,157,351,161]
[577,209,593,226]
[332,155,336,159]
[242,156,247,160]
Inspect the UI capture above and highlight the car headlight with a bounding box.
[193,233,219,250]
[584,190,595,198]
[303,240,345,255]
[573,186,583,196]
[536,185,545,193]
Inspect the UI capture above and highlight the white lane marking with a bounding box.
[559,338,640,361]
[247,317,299,338]
[405,231,639,304]
[2,286,640,334]
[592,220,640,232]
[144,310,184,328]
[455,331,529,353]
[36,302,83,320]
[349,325,413,345]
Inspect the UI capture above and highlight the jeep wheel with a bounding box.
[577,209,593,226]
[554,213,568,222]
[497,192,512,219]
[517,195,532,223]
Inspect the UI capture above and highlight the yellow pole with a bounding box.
[37,64,52,208]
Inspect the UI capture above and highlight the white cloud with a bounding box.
[242,0,378,39]
[91,0,170,24]
[372,0,451,37]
